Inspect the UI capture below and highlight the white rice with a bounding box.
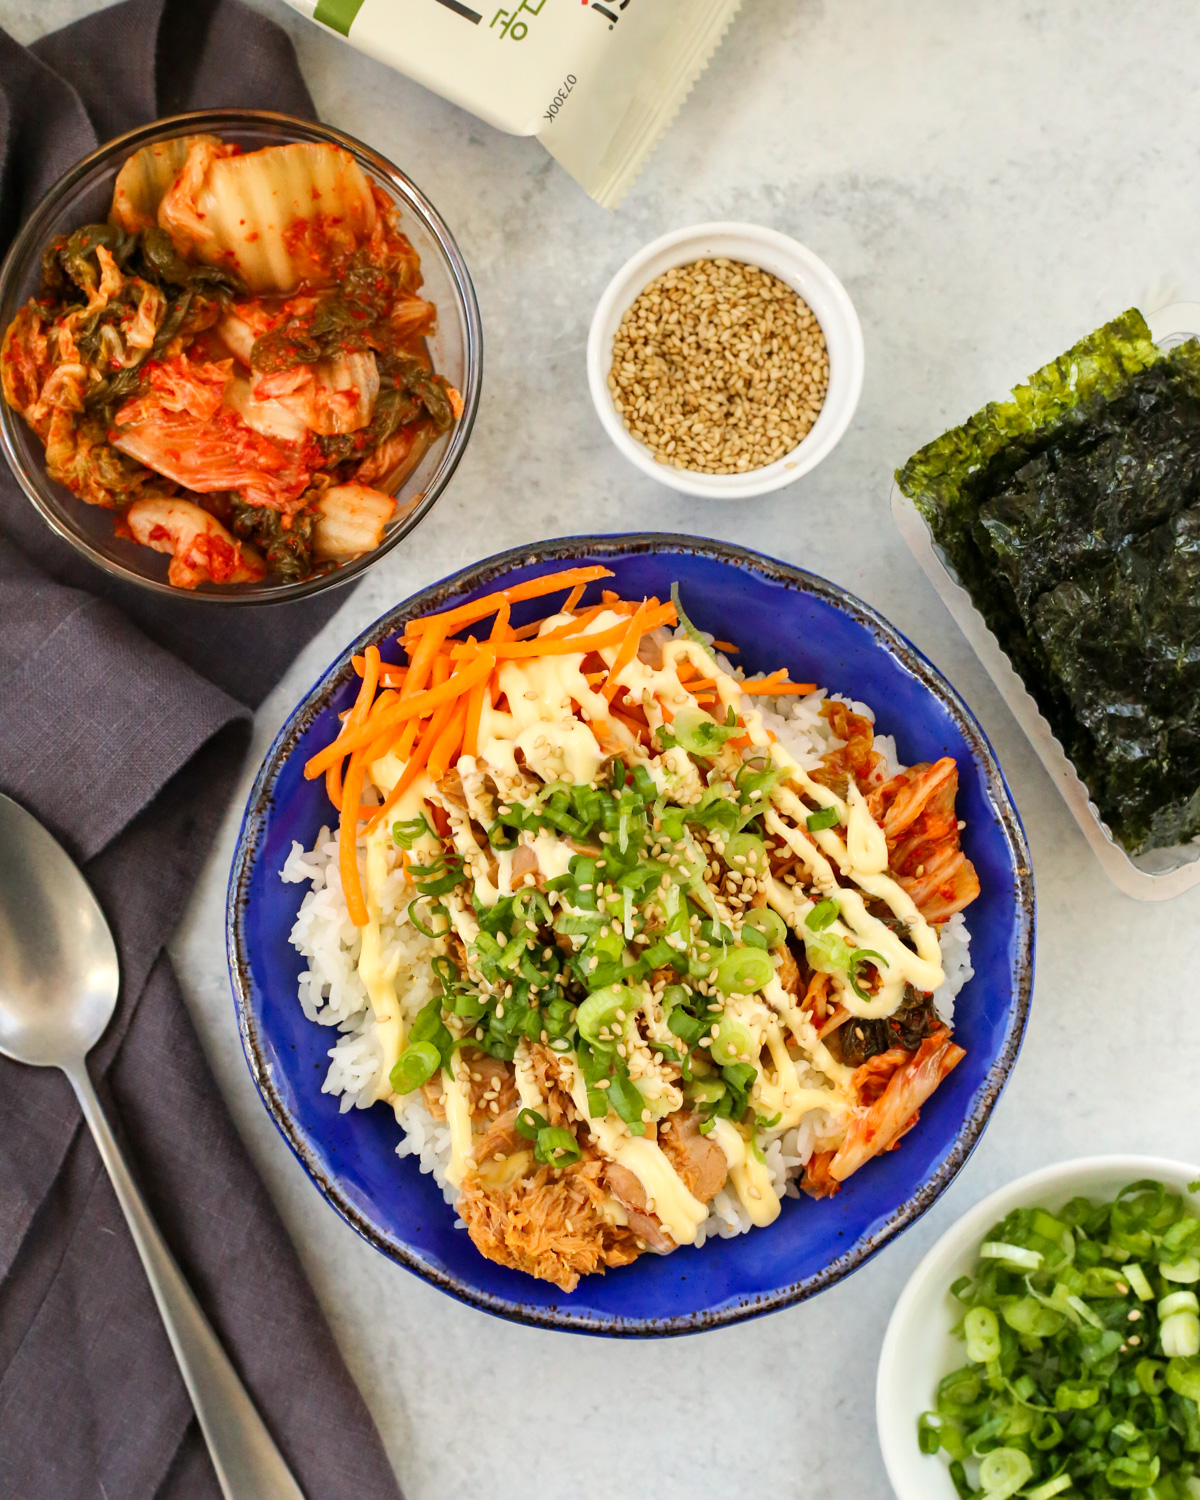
[280,691,975,1251]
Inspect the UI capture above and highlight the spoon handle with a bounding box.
[64,1059,306,1500]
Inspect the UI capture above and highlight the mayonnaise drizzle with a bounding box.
[357,759,439,1102]
[350,601,956,1242]
[558,1059,707,1247]
[708,1118,780,1228]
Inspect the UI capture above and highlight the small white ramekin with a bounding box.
[586,222,864,500]
[877,1155,1200,1500]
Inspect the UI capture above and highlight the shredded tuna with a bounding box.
[527,1043,580,1127]
[659,1111,728,1204]
[458,1159,640,1292]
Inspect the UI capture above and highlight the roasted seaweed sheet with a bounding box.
[897,309,1200,854]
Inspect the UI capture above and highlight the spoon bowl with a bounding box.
[0,795,119,1066]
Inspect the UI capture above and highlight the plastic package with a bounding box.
[286,0,742,208]
[891,304,1200,901]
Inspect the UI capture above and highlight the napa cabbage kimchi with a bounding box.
[1,133,461,589]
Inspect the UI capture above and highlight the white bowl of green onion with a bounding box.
[877,1157,1200,1500]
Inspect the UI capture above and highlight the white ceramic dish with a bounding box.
[891,303,1200,901]
[586,222,864,499]
[877,1155,1200,1500]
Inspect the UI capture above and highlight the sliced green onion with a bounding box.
[917,1412,943,1455]
[668,1008,706,1046]
[710,1013,757,1066]
[1024,1475,1073,1500]
[1105,1455,1160,1490]
[1124,1262,1155,1301]
[1135,1358,1166,1395]
[723,831,767,872]
[670,581,720,668]
[515,1106,548,1141]
[1166,1355,1200,1403]
[720,1061,758,1101]
[806,805,840,832]
[389,1040,440,1095]
[1161,1310,1200,1358]
[1161,1256,1200,1283]
[743,906,786,948]
[1054,1379,1100,1411]
[1065,1292,1103,1329]
[535,1126,582,1168]
[671,705,739,758]
[805,898,838,931]
[407,898,450,939]
[605,1072,647,1136]
[964,1305,1002,1364]
[1159,1290,1199,1319]
[848,947,887,1001]
[1001,1295,1065,1338]
[392,812,433,848]
[713,947,774,995]
[980,1240,1044,1272]
[976,1446,1032,1499]
[575,983,632,1045]
[685,1076,727,1108]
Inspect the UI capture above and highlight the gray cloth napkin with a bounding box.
[0,5,404,1497]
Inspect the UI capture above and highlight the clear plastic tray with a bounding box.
[891,303,1200,901]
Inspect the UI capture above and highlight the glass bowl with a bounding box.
[0,110,482,605]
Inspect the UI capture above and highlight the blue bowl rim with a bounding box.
[226,532,1036,1336]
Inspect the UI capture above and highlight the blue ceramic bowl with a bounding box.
[227,535,1035,1335]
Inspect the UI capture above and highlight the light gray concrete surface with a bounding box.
[7,3,1200,1496]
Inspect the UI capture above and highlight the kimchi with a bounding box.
[1,133,461,589]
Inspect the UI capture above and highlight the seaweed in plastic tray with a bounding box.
[896,308,1200,854]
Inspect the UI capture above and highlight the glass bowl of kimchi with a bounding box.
[0,110,481,603]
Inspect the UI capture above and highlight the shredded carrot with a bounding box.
[326,647,382,811]
[739,676,817,695]
[712,641,739,653]
[339,749,370,926]
[609,705,651,742]
[403,623,449,692]
[403,566,613,637]
[561,582,585,614]
[390,658,447,766]
[353,652,407,688]
[603,600,649,701]
[450,603,676,662]
[427,697,469,782]
[455,612,506,758]
[393,715,420,764]
[367,694,458,830]
[304,650,494,778]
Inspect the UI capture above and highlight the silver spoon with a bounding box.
[0,793,305,1500]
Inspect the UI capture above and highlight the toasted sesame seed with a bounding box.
[609,258,829,475]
